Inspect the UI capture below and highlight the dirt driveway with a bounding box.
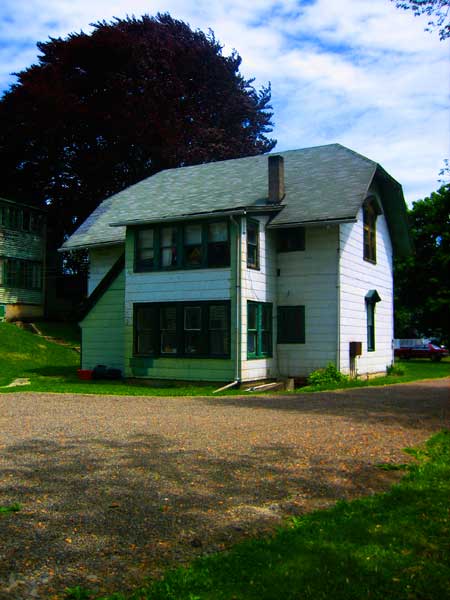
[0,379,449,599]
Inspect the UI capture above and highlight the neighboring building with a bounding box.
[61,144,411,382]
[0,198,46,321]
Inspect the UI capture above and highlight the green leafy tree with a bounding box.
[392,0,450,39]
[394,183,450,343]
[0,13,275,266]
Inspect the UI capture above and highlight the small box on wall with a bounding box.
[349,341,362,357]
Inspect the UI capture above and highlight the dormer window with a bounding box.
[363,197,379,263]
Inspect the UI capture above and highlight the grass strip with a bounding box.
[70,430,450,600]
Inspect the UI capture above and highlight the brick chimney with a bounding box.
[268,155,285,204]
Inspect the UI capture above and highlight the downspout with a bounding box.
[230,214,242,384]
[336,226,341,371]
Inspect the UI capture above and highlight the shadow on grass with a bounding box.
[26,365,79,379]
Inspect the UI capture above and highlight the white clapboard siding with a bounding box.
[81,269,125,371]
[124,268,232,323]
[339,205,394,375]
[88,245,124,295]
[240,215,278,382]
[276,226,339,377]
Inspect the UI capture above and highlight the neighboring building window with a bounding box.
[0,203,43,234]
[365,290,381,352]
[134,221,230,272]
[247,219,259,269]
[363,198,378,263]
[247,301,272,358]
[277,228,305,252]
[0,257,42,290]
[134,301,230,358]
[277,306,305,343]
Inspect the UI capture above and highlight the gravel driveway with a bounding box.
[1,379,449,599]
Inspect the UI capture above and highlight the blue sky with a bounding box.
[0,0,449,204]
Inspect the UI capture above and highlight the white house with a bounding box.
[61,144,411,383]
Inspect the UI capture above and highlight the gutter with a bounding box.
[267,217,357,229]
[230,214,242,384]
[109,205,281,228]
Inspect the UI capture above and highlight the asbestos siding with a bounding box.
[123,227,235,382]
[0,228,45,305]
[240,215,278,382]
[80,269,125,371]
[88,245,124,295]
[339,201,394,375]
[276,226,339,377]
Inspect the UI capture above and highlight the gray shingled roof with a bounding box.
[61,143,410,255]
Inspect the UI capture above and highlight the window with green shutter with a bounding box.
[247,301,272,358]
[277,306,305,344]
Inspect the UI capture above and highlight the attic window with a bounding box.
[363,197,379,263]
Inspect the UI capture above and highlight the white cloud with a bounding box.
[0,0,449,203]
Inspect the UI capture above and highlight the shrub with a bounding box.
[307,363,349,386]
[386,364,405,376]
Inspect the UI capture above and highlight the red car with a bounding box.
[395,341,449,362]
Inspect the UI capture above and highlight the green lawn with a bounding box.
[0,322,220,395]
[0,321,448,396]
[33,320,81,347]
[66,430,450,600]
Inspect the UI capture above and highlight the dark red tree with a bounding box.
[0,13,275,256]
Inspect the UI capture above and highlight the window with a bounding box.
[184,224,203,267]
[247,301,272,358]
[135,228,155,271]
[0,202,44,234]
[277,228,305,252]
[134,221,230,272]
[365,290,381,352]
[0,257,42,290]
[135,305,155,355]
[161,226,178,268]
[184,306,202,354]
[363,198,378,263]
[209,304,229,355]
[208,222,229,267]
[134,301,230,358]
[160,306,178,354]
[247,219,259,269]
[277,306,305,343]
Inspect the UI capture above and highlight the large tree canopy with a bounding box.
[0,13,275,254]
[394,183,450,343]
[393,0,450,39]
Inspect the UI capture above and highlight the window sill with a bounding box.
[133,353,231,359]
[363,257,377,265]
[133,265,231,274]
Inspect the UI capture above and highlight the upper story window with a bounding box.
[247,219,259,269]
[277,227,305,252]
[0,202,44,234]
[134,221,230,272]
[363,197,379,263]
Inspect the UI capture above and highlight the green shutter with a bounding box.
[277,306,305,344]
